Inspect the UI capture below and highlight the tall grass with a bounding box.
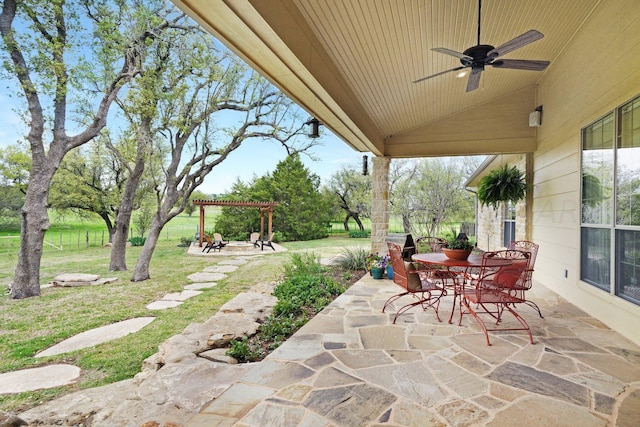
[332,246,369,271]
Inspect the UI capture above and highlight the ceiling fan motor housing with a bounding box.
[461,44,495,67]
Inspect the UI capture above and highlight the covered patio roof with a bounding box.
[192,199,280,246]
[171,0,601,159]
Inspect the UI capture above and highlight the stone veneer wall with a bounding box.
[475,155,528,251]
[370,157,390,255]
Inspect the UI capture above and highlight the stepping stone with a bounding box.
[146,300,183,310]
[219,259,249,265]
[52,273,100,283]
[187,272,227,282]
[184,282,218,290]
[36,317,155,358]
[52,277,118,287]
[162,290,203,301]
[203,265,238,273]
[0,364,81,394]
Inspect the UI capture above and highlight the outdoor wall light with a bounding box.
[305,117,321,138]
[362,155,368,176]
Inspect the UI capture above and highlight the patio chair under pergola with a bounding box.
[192,199,279,247]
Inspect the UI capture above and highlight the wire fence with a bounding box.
[2,222,476,253]
[0,225,199,254]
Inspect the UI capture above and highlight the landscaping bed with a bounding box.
[227,252,365,362]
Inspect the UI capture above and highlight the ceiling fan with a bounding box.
[414,0,550,92]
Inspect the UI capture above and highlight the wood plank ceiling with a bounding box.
[172,0,603,157]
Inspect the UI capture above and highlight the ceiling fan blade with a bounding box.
[466,68,482,92]
[432,47,472,60]
[487,29,544,58]
[492,59,550,71]
[413,66,466,84]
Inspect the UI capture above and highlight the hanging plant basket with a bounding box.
[477,164,527,209]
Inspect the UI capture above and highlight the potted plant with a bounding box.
[442,236,475,260]
[367,253,389,279]
[477,164,527,209]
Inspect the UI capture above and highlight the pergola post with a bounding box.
[260,209,265,239]
[259,207,274,239]
[199,205,205,246]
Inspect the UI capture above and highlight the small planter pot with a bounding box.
[371,268,384,279]
[386,265,394,280]
[442,248,472,260]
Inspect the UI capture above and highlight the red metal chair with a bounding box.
[383,242,448,323]
[458,250,534,345]
[507,240,542,318]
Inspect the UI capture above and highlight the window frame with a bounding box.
[580,94,640,306]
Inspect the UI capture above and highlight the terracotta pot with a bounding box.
[442,248,472,260]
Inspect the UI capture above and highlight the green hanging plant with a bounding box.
[582,173,604,208]
[477,164,527,209]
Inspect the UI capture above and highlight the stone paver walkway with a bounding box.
[0,365,81,394]
[187,274,640,427]
[35,317,156,358]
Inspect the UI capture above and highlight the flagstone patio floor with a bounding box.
[186,274,640,427]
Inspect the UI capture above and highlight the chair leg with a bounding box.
[383,290,444,324]
[459,299,534,346]
[502,304,534,344]
[459,297,492,346]
[418,289,445,322]
[382,291,410,314]
[524,300,544,318]
[262,241,275,251]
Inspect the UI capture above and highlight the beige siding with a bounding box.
[533,0,640,344]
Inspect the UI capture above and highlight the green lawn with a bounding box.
[0,214,369,413]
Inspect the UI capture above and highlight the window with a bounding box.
[581,95,640,305]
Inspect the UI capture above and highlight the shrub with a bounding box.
[128,236,146,246]
[348,230,370,238]
[227,252,347,363]
[333,247,368,271]
[226,337,263,361]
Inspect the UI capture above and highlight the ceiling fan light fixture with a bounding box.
[413,0,550,92]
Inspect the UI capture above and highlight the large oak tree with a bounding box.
[125,29,310,281]
[326,162,371,232]
[0,0,187,298]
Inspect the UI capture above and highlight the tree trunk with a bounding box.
[109,136,147,271]
[130,214,162,282]
[98,212,115,243]
[109,209,131,271]
[353,214,365,231]
[402,214,411,234]
[11,170,53,299]
[343,215,351,231]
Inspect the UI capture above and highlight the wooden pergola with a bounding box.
[192,199,280,247]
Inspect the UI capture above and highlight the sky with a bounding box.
[195,129,369,196]
[0,6,371,197]
[0,90,368,195]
